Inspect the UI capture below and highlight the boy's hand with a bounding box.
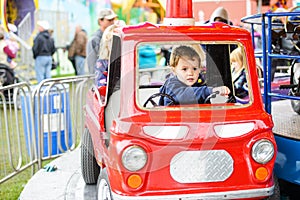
[212,86,230,96]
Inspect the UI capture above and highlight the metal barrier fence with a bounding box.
[0,75,94,184]
[17,12,34,68]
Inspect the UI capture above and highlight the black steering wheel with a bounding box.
[204,91,218,104]
[204,91,236,104]
[226,94,237,103]
[143,93,176,107]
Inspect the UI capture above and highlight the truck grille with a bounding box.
[170,150,233,183]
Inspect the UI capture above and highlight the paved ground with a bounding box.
[19,147,97,200]
[19,146,298,200]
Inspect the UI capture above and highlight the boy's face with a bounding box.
[173,56,200,86]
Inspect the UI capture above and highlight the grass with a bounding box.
[0,169,31,200]
[0,49,84,199]
[0,81,85,199]
[0,101,34,200]
[0,102,65,199]
[0,159,53,200]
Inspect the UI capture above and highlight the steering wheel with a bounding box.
[143,93,176,107]
[204,91,219,104]
[226,94,237,103]
[204,91,236,104]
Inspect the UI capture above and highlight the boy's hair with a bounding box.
[169,45,201,68]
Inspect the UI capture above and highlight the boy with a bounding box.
[159,45,230,105]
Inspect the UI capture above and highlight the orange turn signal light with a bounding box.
[127,174,142,189]
[255,167,269,181]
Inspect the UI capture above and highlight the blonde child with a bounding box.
[95,21,125,86]
[159,45,230,105]
[230,47,248,98]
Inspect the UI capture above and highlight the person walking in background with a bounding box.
[86,8,117,74]
[68,25,88,75]
[32,20,56,83]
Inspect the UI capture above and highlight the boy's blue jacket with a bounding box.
[159,74,212,105]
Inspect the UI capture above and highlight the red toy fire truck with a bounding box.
[81,0,279,199]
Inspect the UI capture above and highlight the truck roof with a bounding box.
[117,22,252,41]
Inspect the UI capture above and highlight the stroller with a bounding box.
[0,63,18,102]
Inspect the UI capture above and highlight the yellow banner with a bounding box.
[34,0,39,9]
[122,0,136,14]
[0,0,8,32]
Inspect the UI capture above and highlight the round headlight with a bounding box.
[122,146,147,171]
[251,139,274,164]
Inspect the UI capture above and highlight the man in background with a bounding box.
[32,20,56,83]
[68,25,88,75]
[86,8,117,74]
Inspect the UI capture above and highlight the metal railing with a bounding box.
[242,11,300,113]
[17,12,34,68]
[0,75,94,184]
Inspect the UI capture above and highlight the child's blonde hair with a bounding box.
[230,47,244,67]
[169,45,201,68]
[99,24,117,59]
[99,21,126,59]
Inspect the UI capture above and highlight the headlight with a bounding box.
[214,122,254,138]
[122,146,147,171]
[251,139,274,164]
[143,126,188,139]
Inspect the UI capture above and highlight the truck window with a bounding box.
[136,42,251,109]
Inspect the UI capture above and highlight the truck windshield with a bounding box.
[136,42,252,109]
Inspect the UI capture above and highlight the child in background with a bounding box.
[95,20,126,87]
[95,24,116,87]
[5,24,19,68]
[159,45,230,105]
[230,47,248,99]
[5,37,19,68]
